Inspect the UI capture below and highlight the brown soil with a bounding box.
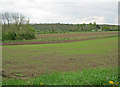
[2,36,114,46]
[2,50,118,78]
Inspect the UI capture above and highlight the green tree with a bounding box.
[93,21,96,26]
[102,25,110,31]
[1,12,36,41]
[82,23,86,31]
[86,23,93,31]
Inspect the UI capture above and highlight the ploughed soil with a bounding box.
[2,37,111,46]
[2,50,118,79]
[36,32,118,38]
[2,32,118,46]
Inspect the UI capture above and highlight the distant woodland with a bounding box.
[32,23,118,34]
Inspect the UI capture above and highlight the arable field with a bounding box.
[2,32,118,85]
[2,31,118,45]
[36,31,118,41]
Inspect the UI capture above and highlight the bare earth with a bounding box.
[2,32,118,46]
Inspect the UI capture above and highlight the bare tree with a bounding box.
[1,12,14,26]
[1,12,30,32]
[1,12,35,41]
[1,13,6,25]
[12,13,19,26]
[4,12,11,26]
[1,12,29,25]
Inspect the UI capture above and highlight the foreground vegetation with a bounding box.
[2,68,118,85]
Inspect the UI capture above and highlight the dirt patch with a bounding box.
[2,52,118,78]
[2,70,25,79]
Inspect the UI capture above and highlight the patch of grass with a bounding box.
[2,67,118,85]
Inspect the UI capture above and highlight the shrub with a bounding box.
[2,24,36,41]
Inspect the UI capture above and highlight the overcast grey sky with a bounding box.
[0,0,118,24]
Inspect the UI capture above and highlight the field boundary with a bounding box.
[2,36,117,46]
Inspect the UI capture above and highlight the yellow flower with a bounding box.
[40,83,44,85]
[109,81,114,84]
[117,82,119,84]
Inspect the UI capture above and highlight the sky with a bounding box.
[0,0,119,24]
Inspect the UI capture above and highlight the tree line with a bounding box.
[1,12,36,41]
[32,22,118,34]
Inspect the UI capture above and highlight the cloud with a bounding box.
[0,0,118,24]
[79,16,105,24]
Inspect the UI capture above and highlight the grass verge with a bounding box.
[2,67,118,85]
